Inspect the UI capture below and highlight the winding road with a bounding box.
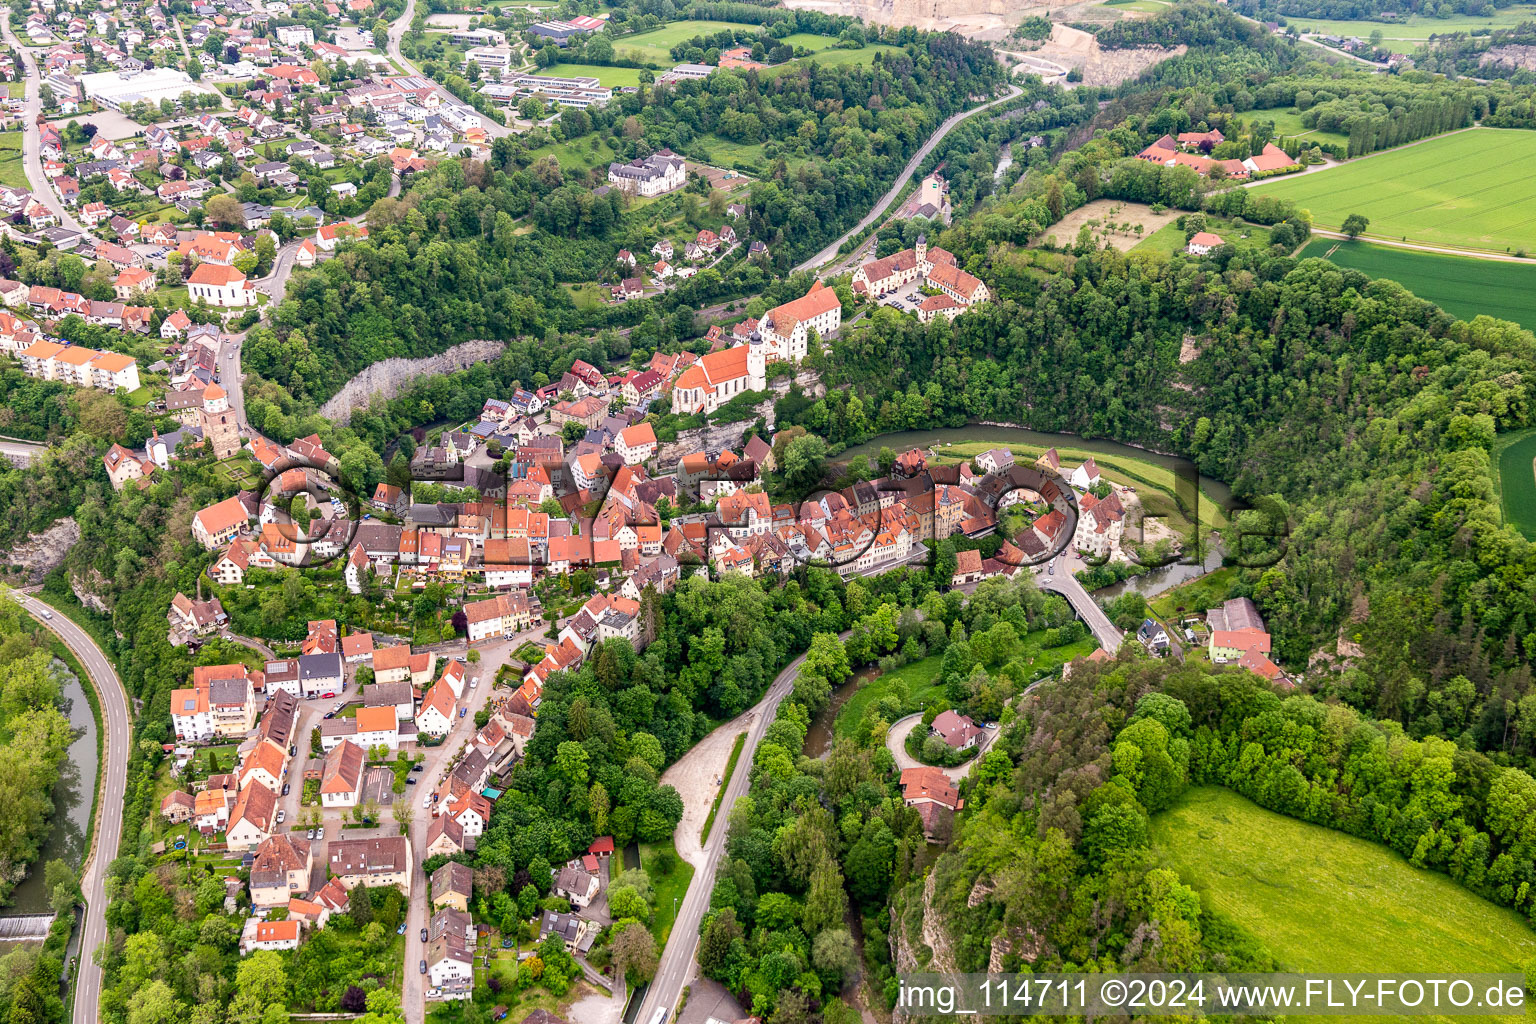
[5,592,131,1024]
[794,84,1023,275]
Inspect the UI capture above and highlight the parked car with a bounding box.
[275,810,286,824]
[405,777,416,785]
[422,794,432,808]
[459,707,467,718]
[307,828,316,840]
[321,691,337,699]
[419,960,427,975]
[288,745,296,756]
[420,928,428,942]
[397,923,406,935]
[281,783,290,796]
[411,763,424,772]
[324,711,334,719]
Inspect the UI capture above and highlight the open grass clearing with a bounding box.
[1253,128,1536,253]
[1250,107,1351,148]
[523,134,617,174]
[834,655,945,741]
[1040,199,1180,252]
[784,44,903,69]
[921,440,1228,532]
[1148,565,1239,621]
[1153,787,1536,1023]
[1297,238,1536,330]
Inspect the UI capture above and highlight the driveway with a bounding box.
[885,713,997,783]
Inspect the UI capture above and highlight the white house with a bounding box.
[416,680,455,739]
[1069,457,1101,491]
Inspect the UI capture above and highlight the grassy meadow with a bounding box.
[1153,787,1536,1023]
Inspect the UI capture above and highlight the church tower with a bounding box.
[915,233,928,274]
[746,337,767,392]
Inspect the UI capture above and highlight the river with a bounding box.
[836,425,1236,512]
[803,665,881,760]
[4,660,98,915]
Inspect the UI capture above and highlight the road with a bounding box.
[1302,228,1536,263]
[385,0,512,139]
[885,712,1000,781]
[4,592,131,1024]
[0,14,83,234]
[793,84,1023,275]
[400,625,552,1024]
[1038,572,1123,653]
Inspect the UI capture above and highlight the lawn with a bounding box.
[1250,107,1350,149]
[534,63,643,88]
[1493,427,1536,542]
[1297,238,1536,331]
[1100,0,1173,12]
[834,654,946,740]
[611,20,755,65]
[1252,128,1536,253]
[1135,216,1273,257]
[782,44,904,70]
[1152,787,1536,1022]
[1148,565,1239,621]
[639,840,695,946]
[0,132,25,190]
[563,282,608,310]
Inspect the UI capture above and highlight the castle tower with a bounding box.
[915,233,928,273]
[199,382,241,460]
[747,338,767,392]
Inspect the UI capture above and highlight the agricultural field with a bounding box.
[1494,427,1536,541]
[1297,238,1536,330]
[1100,0,1175,13]
[1152,788,1536,1022]
[611,20,755,65]
[1254,129,1536,253]
[535,63,643,88]
[1135,215,1274,256]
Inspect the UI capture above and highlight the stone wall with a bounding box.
[319,338,507,425]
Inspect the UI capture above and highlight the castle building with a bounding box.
[200,383,241,459]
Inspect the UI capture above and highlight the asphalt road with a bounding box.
[635,633,841,1024]
[385,0,512,139]
[0,15,83,234]
[793,84,1023,275]
[1038,572,1123,653]
[6,592,131,1024]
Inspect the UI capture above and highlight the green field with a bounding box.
[1136,216,1273,256]
[1287,3,1536,43]
[1101,0,1173,12]
[1494,427,1536,541]
[1153,787,1536,1021]
[534,63,642,88]
[1298,238,1536,331]
[1254,129,1536,253]
[523,134,617,173]
[613,20,754,65]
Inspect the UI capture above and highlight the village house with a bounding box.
[327,836,413,892]
[249,834,312,908]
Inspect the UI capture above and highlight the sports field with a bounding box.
[1153,788,1536,1022]
[1254,129,1536,253]
[1297,239,1536,331]
[534,63,642,88]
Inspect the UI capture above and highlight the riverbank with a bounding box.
[836,425,1233,535]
